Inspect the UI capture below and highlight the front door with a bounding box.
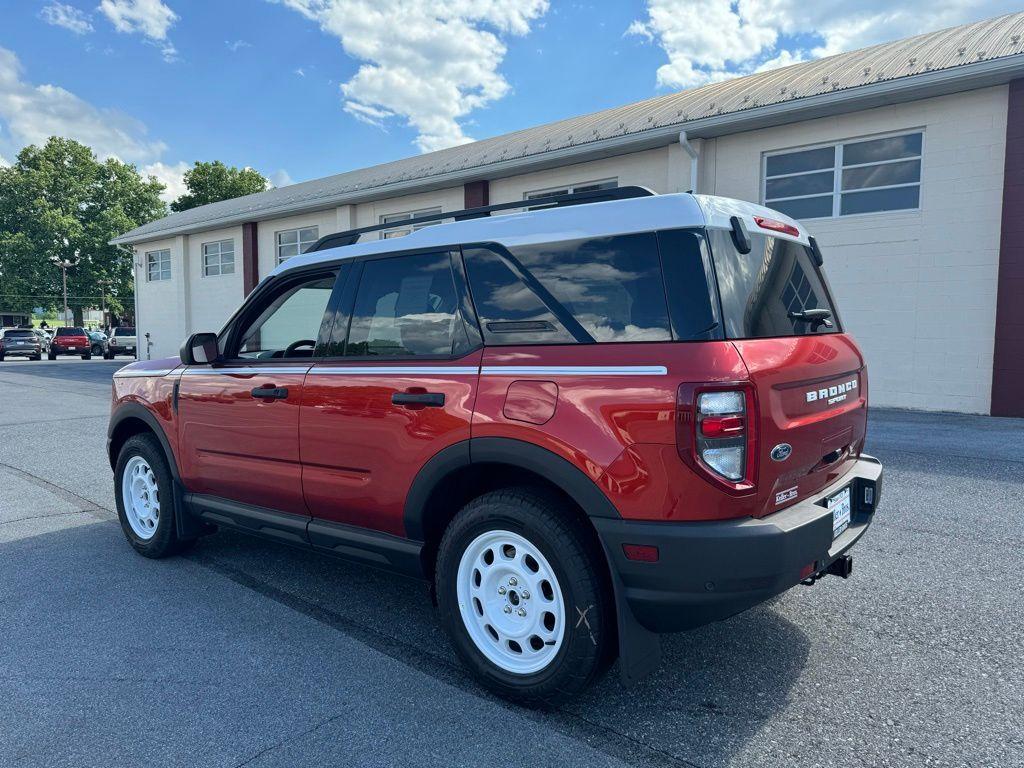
[177,269,339,516]
[300,251,481,538]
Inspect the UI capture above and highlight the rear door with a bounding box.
[300,250,481,539]
[177,269,339,518]
[706,227,867,517]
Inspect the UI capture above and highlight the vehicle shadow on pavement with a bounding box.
[177,527,810,767]
[1,515,808,768]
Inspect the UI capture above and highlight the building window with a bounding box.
[763,131,922,220]
[202,239,235,277]
[146,249,171,282]
[379,208,442,239]
[524,179,618,209]
[276,226,319,264]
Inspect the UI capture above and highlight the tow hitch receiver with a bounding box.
[826,554,854,579]
[801,554,854,585]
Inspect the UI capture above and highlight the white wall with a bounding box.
[705,86,1008,413]
[133,236,182,360]
[189,225,244,335]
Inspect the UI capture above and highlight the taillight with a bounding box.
[676,383,758,494]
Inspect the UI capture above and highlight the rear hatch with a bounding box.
[54,328,89,348]
[3,330,37,348]
[706,221,867,517]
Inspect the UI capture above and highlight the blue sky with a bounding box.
[0,1,1015,202]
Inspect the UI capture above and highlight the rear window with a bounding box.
[464,233,672,345]
[56,327,85,336]
[5,329,34,337]
[709,231,839,338]
[114,327,135,336]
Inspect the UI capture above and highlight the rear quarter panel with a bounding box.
[473,342,753,522]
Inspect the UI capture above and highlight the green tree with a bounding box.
[0,137,166,323]
[170,160,269,212]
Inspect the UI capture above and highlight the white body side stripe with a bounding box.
[175,364,667,377]
[113,368,176,378]
[181,366,311,375]
[481,365,667,376]
[311,366,479,375]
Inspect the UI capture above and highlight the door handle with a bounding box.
[251,386,289,400]
[392,392,445,408]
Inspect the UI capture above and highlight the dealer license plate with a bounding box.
[829,487,852,539]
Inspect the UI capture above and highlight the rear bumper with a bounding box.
[2,347,40,356]
[594,455,883,633]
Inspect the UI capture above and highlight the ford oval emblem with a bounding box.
[771,443,793,462]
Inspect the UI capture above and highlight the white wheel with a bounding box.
[121,455,160,540]
[456,529,566,675]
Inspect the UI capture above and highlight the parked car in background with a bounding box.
[86,330,109,357]
[107,189,883,705]
[48,327,92,360]
[0,328,43,361]
[105,327,137,359]
[29,329,50,352]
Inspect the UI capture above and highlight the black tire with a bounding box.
[114,433,195,558]
[104,351,114,360]
[436,487,612,706]
[31,354,41,361]
[0,353,5,362]
[47,351,56,360]
[91,344,102,355]
[81,352,91,360]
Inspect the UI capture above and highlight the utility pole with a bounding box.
[97,279,113,329]
[50,241,80,326]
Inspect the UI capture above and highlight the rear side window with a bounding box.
[709,231,840,338]
[345,252,469,357]
[464,234,672,345]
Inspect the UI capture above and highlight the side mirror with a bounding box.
[180,332,220,366]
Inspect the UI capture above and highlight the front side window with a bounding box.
[146,249,171,281]
[379,208,442,240]
[345,252,466,357]
[202,239,235,276]
[276,227,319,264]
[763,131,922,219]
[236,272,337,359]
[709,230,839,339]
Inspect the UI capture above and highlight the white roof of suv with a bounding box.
[271,193,809,280]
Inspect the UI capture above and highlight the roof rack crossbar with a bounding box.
[306,185,656,253]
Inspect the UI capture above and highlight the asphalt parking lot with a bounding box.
[0,358,1021,768]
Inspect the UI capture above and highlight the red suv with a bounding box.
[49,326,92,360]
[108,189,881,704]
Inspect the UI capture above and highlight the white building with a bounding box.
[114,13,1024,417]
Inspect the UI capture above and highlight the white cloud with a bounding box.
[269,169,294,187]
[0,47,167,164]
[98,0,179,61]
[272,0,549,153]
[225,39,251,52]
[141,160,189,202]
[629,1,1020,89]
[294,67,306,77]
[40,2,95,34]
[0,154,10,167]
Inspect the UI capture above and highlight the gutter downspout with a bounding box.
[679,131,700,193]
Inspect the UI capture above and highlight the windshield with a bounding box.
[114,327,135,336]
[709,230,840,339]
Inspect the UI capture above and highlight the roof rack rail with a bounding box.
[306,185,656,253]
